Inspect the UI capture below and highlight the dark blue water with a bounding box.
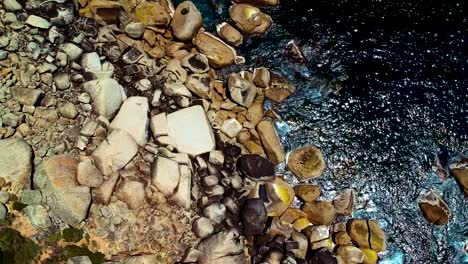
[186,0,468,262]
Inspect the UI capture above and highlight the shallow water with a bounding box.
[190,0,468,262]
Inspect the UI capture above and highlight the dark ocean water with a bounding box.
[184,0,468,262]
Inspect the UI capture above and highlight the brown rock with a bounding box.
[80,1,122,25]
[279,208,307,224]
[294,184,321,203]
[253,67,270,88]
[134,2,171,27]
[264,74,295,103]
[193,31,237,68]
[216,22,243,47]
[115,180,145,210]
[171,1,203,41]
[334,188,355,216]
[233,0,279,6]
[288,145,326,180]
[334,231,352,245]
[229,4,272,35]
[257,120,285,165]
[450,157,468,195]
[347,219,386,252]
[418,190,450,226]
[302,201,336,226]
[244,141,265,155]
[336,246,364,264]
[247,102,264,125]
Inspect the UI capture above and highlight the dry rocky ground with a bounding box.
[1,0,465,263]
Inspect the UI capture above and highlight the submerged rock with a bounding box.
[418,190,450,226]
[0,138,33,191]
[288,146,326,180]
[172,1,203,41]
[449,157,468,195]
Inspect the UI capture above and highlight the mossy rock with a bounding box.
[288,146,326,181]
[62,227,83,243]
[0,228,41,264]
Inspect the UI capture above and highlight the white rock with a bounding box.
[169,164,191,209]
[110,97,149,146]
[83,78,126,119]
[77,158,103,187]
[81,52,101,72]
[60,43,83,61]
[135,79,151,92]
[151,89,162,106]
[209,150,225,166]
[167,105,215,156]
[125,22,145,39]
[25,15,51,29]
[150,113,168,138]
[151,156,180,197]
[3,0,22,11]
[92,129,138,175]
[221,118,242,138]
[163,83,192,97]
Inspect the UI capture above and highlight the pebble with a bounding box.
[3,0,22,11]
[228,73,257,107]
[57,101,78,119]
[54,73,71,90]
[151,156,180,197]
[209,150,224,166]
[257,120,285,165]
[181,53,210,73]
[192,217,214,238]
[25,15,51,29]
[135,79,151,92]
[216,22,243,47]
[203,202,226,225]
[229,4,272,35]
[125,22,145,39]
[347,219,386,252]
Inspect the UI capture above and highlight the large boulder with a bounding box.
[109,97,149,146]
[171,1,203,41]
[83,78,127,119]
[0,138,33,191]
[34,155,91,226]
[197,229,245,264]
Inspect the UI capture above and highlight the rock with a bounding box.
[3,0,22,11]
[93,172,119,204]
[347,219,386,252]
[262,177,295,217]
[2,113,20,127]
[81,52,101,72]
[115,180,145,210]
[244,141,264,155]
[26,15,51,29]
[216,22,243,47]
[253,67,271,88]
[266,216,294,239]
[135,79,151,92]
[163,59,188,83]
[163,83,192,97]
[304,225,331,250]
[182,248,201,263]
[61,43,83,61]
[0,204,6,222]
[265,75,295,103]
[181,53,209,73]
[0,138,33,191]
[193,31,237,68]
[197,229,245,264]
[361,248,378,264]
[125,254,159,264]
[229,4,272,35]
[334,231,352,246]
[203,202,226,224]
[185,73,212,99]
[34,155,91,226]
[167,105,216,156]
[67,256,93,264]
[309,248,339,264]
[279,208,307,224]
[92,129,138,176]
[257,120,285,165]
[221,118,243,138]
[233,0,278,6]
[172,1,203,41]
[294,184,321,203]
[228,73,257,107]
[125,22,145,39]
[337,246,364,264]
[209,150,224,166]
[288,146,326,180]
[449,157,468,195]
[237,154,275,179]
[151,156,180,197]
[291,231,308,259]
[150,112,168,138]
[10,87,43,106]
[58,101,79,119]
[193,217,214,238]
[241,198,267,235]
[170,164,192,209]
[77,158,103,188]
[122,47,143,64]
[109,97,149,146]
[134,2,171,27]
[54,73,71,90]
[334,189,355,216]
[418,190,450,226]
[23,205,51,229]
[83,78,126,119]
[0,191,10,204]
[302,201,337,226]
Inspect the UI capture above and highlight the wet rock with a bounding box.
[181,53,210,73]
[237,154,275,179]
[221,118,243,138]
[285,40,307,63]
[3,0,22,11]
[58,101,79,119]
[125,22,145,39]
[449,157,468,195]
[265,75,295,103]
[216,22,243,47]
[241,198,267,235]
[197,228,245,264]
[347,219,386,252]
[418,190,450,226]
[172,1,203,41]
[92,129,138,175]
[134,2,171,27]
[10,87,43,106]
[294,184,321,203]
[54,73,71,90]
[0,138,33,191]
[229,4,272,35]
[151,156,180,197]
[228,73,257,107]
[67,256,93,264]
[337,246,364,264]
[334,189,355,216]
[124,254,159,264]
[288,145,326,180]
[20,190,42,205]
[257,120,285,165]
[34,155,91,226]
[309,248,339,264]
[77,158,103,188]
[203,202,226,224]
[192,217,214,238]
[167,105,216,156]
[115,180,145,210]
[110,97,149,146]
[83,78,126,119]
[302,201,337,226]
[26,15,51,29]
[23,204,51,229]
[193,31,237,68]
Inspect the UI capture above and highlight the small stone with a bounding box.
[181,53,209,73]
[241,198,267,235]
[125,22,145,39]
[77,158,103,187]
[81,52,101,72]
[228,73,256,107]
[122,47,143,64]
[172,1,203,41]
[294,184,321,203]
[257,120,285,165]
[193,31,237,68]
[202,175,219,187]
[418,190,450,226]
[150,112,168,138]
[449,157,468,195]
[337,246,364,264]
[0,191,10,204]
[262,177,295,217]
[23,205,51,229]
[229,4,272,35]
[244,141,264,155]
[302,201,337,226]
[253,67,270,88]
[83,78,126,119]
[93,172,119,204]
[61,43,83,61]
[2,113,20,127]
[192,217,214,238]
[115,180,145,210]
[203,202,226,224]
[134,2,171,27]
[237,154,275,179]
[80,119,99,136]
[265,74,295,103]
[216,22,243,47]
[361,248,378,264]
[209,150,224,166]
[182,248,200,263]
[3,0,22,11]
[334,189,355,216]
[151,157,180,197]
[10,87,43,106]
[221,118,242,138]
[309,248,339,264]
[280,208,307,224]
[109,97,149,146]
[288,145,326,180]
[20,190,42,205]
[163,83,192,97]
[135,79,152,92]
[334,231,352,246]
[0,204,6,222]
[185,73,212,99]
[197,228,245,264]
[0,51,8,60]
[26,15,51,29]
[58,101,79,119]
[0,36,9,48]
[78,93,91,103]
[54,73,71,90]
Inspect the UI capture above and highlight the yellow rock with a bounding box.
[264,177,295,217]
[288,145,326,181]
[292,217,310,231]
[193,31,237,68]
[244,141,265,155]
[279,208,307,224]
[134,2,171,27]
[361,248,378,264]
[337,246,364,264]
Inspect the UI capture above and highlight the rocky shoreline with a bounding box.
[0,0,465,263]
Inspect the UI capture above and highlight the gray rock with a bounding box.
[57,101,78,119]
[20,190,42,205]
[2,113,20,127]
[6,36,18,51]
[83,78,126,119]
[77,158,103,188]
[202,175,219,187]
[0,36,9,48]
[3,12,18,23]
[25,15,51,29]
[23,204,51,228]
[197,229,245,264]
[0,138,32,191]
[202,202,226,224]
[135,79,151,92]
[3,0,22,11]
[181,53,210,73]
[209,150,224,166]
[10,87,43,106]
[115,180,145,210]
[48,26,65,44]
[0,204,6,221]
[60,43,83,61]
[0,191,10,204]
[109,96,149,146]
[0,50,8,60]
[192,217,214,238]
[54,73,70,90]
[125,22,145,39]
[228,73,257,107]
[67,256,93,264]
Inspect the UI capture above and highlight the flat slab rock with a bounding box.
[109,96,149,146]
[167,105,215,156]
[0,138,33,191]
